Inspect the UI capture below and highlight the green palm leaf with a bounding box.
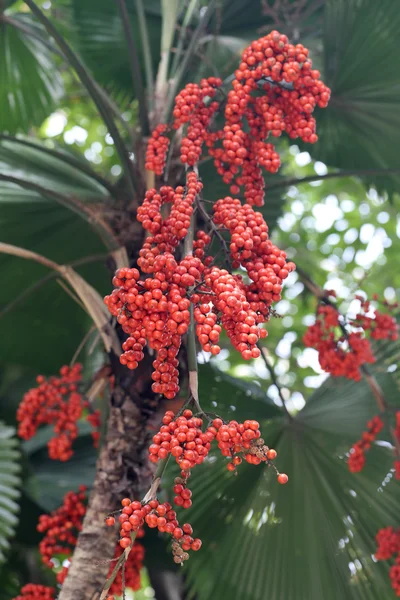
[315,0,400,195]
[0,139,111,370]
[188,337,400,599]
[0,13,62,134]
[0,423,20,565]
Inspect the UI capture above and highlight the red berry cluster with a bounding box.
[149,409,213,471]
[145,33,330,206]
[12,585,55,600]
[347,416,383,473]
[106,177,293,396]
[353,295,398,341]
[104,173,206,399]
[150,409,287,481]
[375,527,400,596]
[109,543,145,594]
[145,78,222,174]
[106,496,201,565]
[394,411,400,480]
[303,295,398,381]
[214,418,285,480]
[348,411,400,479]
[37,487,145,593]
[37,486,87,577]
[144,124,170,175]
[17,365,99,461]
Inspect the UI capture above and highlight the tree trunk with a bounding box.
[58,354,161,600]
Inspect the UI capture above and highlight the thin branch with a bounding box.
[0,253,108,321]
[265,168,400,192]
[135,0,154,113]
[70,325,97,366]
[163,0,218,122]
[23,0,138,198]
[0,242,61,273]
[0,242,120,355]
[360,365,386,412]
[0,173,119,251]
[195,196,232,271]
[56,278,88,313]
[0,134,116,196]
[170,0,200,76]
[100,455,170,600]
[116,0,150,135]
[258,345,293,420]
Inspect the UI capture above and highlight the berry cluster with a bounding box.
[106,496,201,565]
[353,295,398,341]
[105,187,294,395]
[375,527,400,596]
[12,585,55,600]
[109,543,145,595]
[17,365,100,461]
[348,411,400,478]
[145,32,330,206]
[215,418,286,480]
[149,409,213,472]
[37,486,87,577]
[104,173,206,399]
[347,416,383,473]
[37,487,144,594]
[303,295,398,381]
[394,410,400,479]
[107,409,287,566]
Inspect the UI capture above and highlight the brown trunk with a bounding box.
[58,354,161,600]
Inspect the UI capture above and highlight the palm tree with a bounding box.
[0,1,399,599]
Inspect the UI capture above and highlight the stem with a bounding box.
[184,171,200,404]
[116,0,150,135]
[258,345,292,420]
[155,0,180,119]
[195,196,232,271]
[23,0,138,198]
[0,253,108,321]
[163,0,218,122]
[360,365,386,412]
[135,0,154,114]
[265,168,400,192]
[0,174,119,251]
[100,452,171,599]
[170,0,200,76]
[0,242,121,356]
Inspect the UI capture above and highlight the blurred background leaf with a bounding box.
[0,424,20,565]
[0,14,63,134]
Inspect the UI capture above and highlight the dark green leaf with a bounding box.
[0,423,21,565]
[0,139,111,370]
[315,0,400,196]
[185,336,400,599]
[0,14,62,134]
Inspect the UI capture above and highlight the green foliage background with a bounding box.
[0,0,399,598]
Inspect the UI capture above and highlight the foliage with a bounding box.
[0,424,21,565]
[0,0,399,599]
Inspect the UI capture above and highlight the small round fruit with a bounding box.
[277,473,288,485]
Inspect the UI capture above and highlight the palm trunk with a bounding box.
[58,354,161,600]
